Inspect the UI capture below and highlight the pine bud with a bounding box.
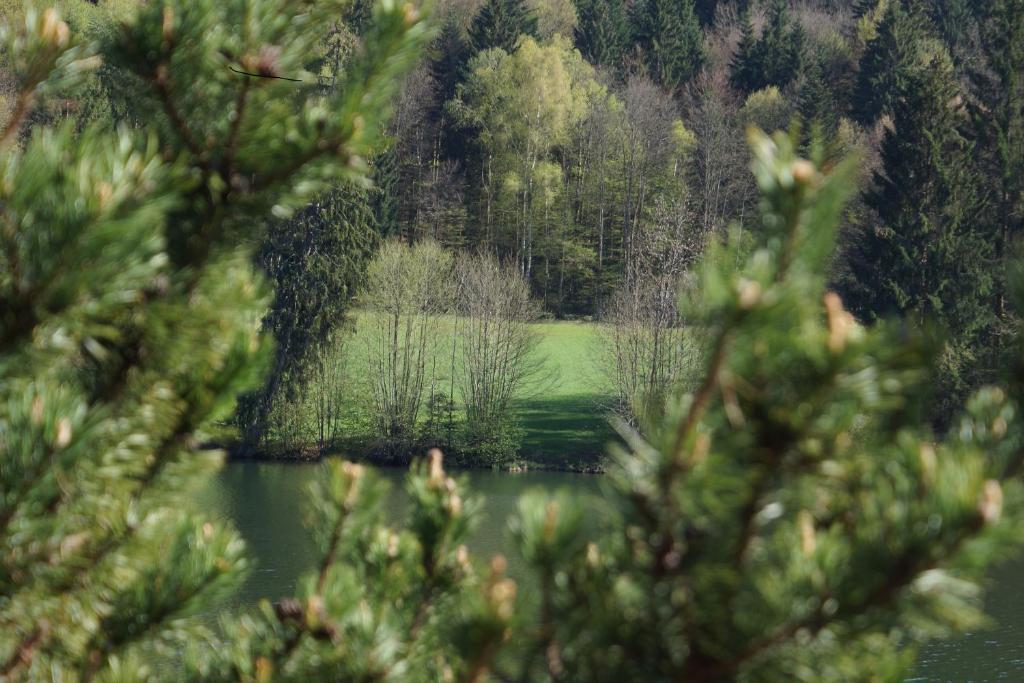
[918,443,936,484]
[161,7,174,45]
[737,279,762,309]
[40,9,70,50]
[979,480,1003,524]
[255,656,273,683]
[306,595,323,629]
[428,448,444,488]
[55,418,72,449]
[402,3,420,26]
[543,500,559,541]
[798,510,816,556]
[824,292,852,354]
[447,492,462,517]
[791,159,817,186]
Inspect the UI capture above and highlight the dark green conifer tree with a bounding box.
[757,0,805,89]
[467,0,539,56]
[372,146,401,238]
[695,0,720,26]
[796,56,839,143]
[432,13,470,103]
[852,0,928,123]
[729,0,804,94]
[848,53,993,416]
[573,0,630,69]
[968,0,1024,322]
[925,0,977,59]
[238,186,378,452]
[729,8,760,92]
[853,0,880,19]
[631,0,705,90]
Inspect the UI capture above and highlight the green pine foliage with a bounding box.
[631,0,706,90]
[5,2,1024,682]
[847,51,993,419]
[0,1,450,678]
[501,130,1024,681]
[467,0,539,56]
[573,0,630,70]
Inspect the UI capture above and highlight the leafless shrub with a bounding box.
[600,197,707,427]
[361,239,454,453]
[454,253,544,457]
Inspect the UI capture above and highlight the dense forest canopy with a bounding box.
[2,0,1024,680]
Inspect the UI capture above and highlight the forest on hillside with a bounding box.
[3,0,1021,465]
[241,0,1023,459]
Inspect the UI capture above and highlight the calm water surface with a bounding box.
[200,461,1024,681]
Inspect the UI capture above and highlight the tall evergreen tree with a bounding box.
[432,12,470,103]
[969,0,1024,322]
[729,8,760,92]
[695,0,720,26]
[238,186,378,452]
[728,0,804,94]
[852,0,929,124]
[796,55,839,143]
[631,0,705,90]
[467,0,539,56]
[849,52,993,415]
[758,0,805,89]
[853,0,881,18]
[573,0,630,69]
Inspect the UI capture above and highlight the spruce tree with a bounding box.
[728,0,804,94]
[852,0,928,124]
[632,0,706,90]
[467,0,539,56]
[573,0,630,69]
[432,13,471,103]
[237,186,378,453]
[852,0,880,19]
[796,55,839,143]
[757,0,805,89]
[729,8,760,92]
[848,52,993,416]
[968,0,1024,322]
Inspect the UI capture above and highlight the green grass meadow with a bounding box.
[320,315,616,468]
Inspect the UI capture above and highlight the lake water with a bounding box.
[201,461,1024,681]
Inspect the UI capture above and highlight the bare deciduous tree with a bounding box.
[601,196,707,426]
[455,253,543,462]
[362,239,453,455]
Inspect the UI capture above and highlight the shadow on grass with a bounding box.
[514,393,617,465]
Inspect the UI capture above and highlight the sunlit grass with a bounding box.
[324,314,615,466]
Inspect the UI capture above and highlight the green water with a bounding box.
[201,461,1024,681]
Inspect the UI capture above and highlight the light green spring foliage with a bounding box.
[4,3,1024,683]
[0,3,518,681]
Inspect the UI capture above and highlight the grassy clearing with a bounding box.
[315,315,616,468]
[514,320,614,464]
